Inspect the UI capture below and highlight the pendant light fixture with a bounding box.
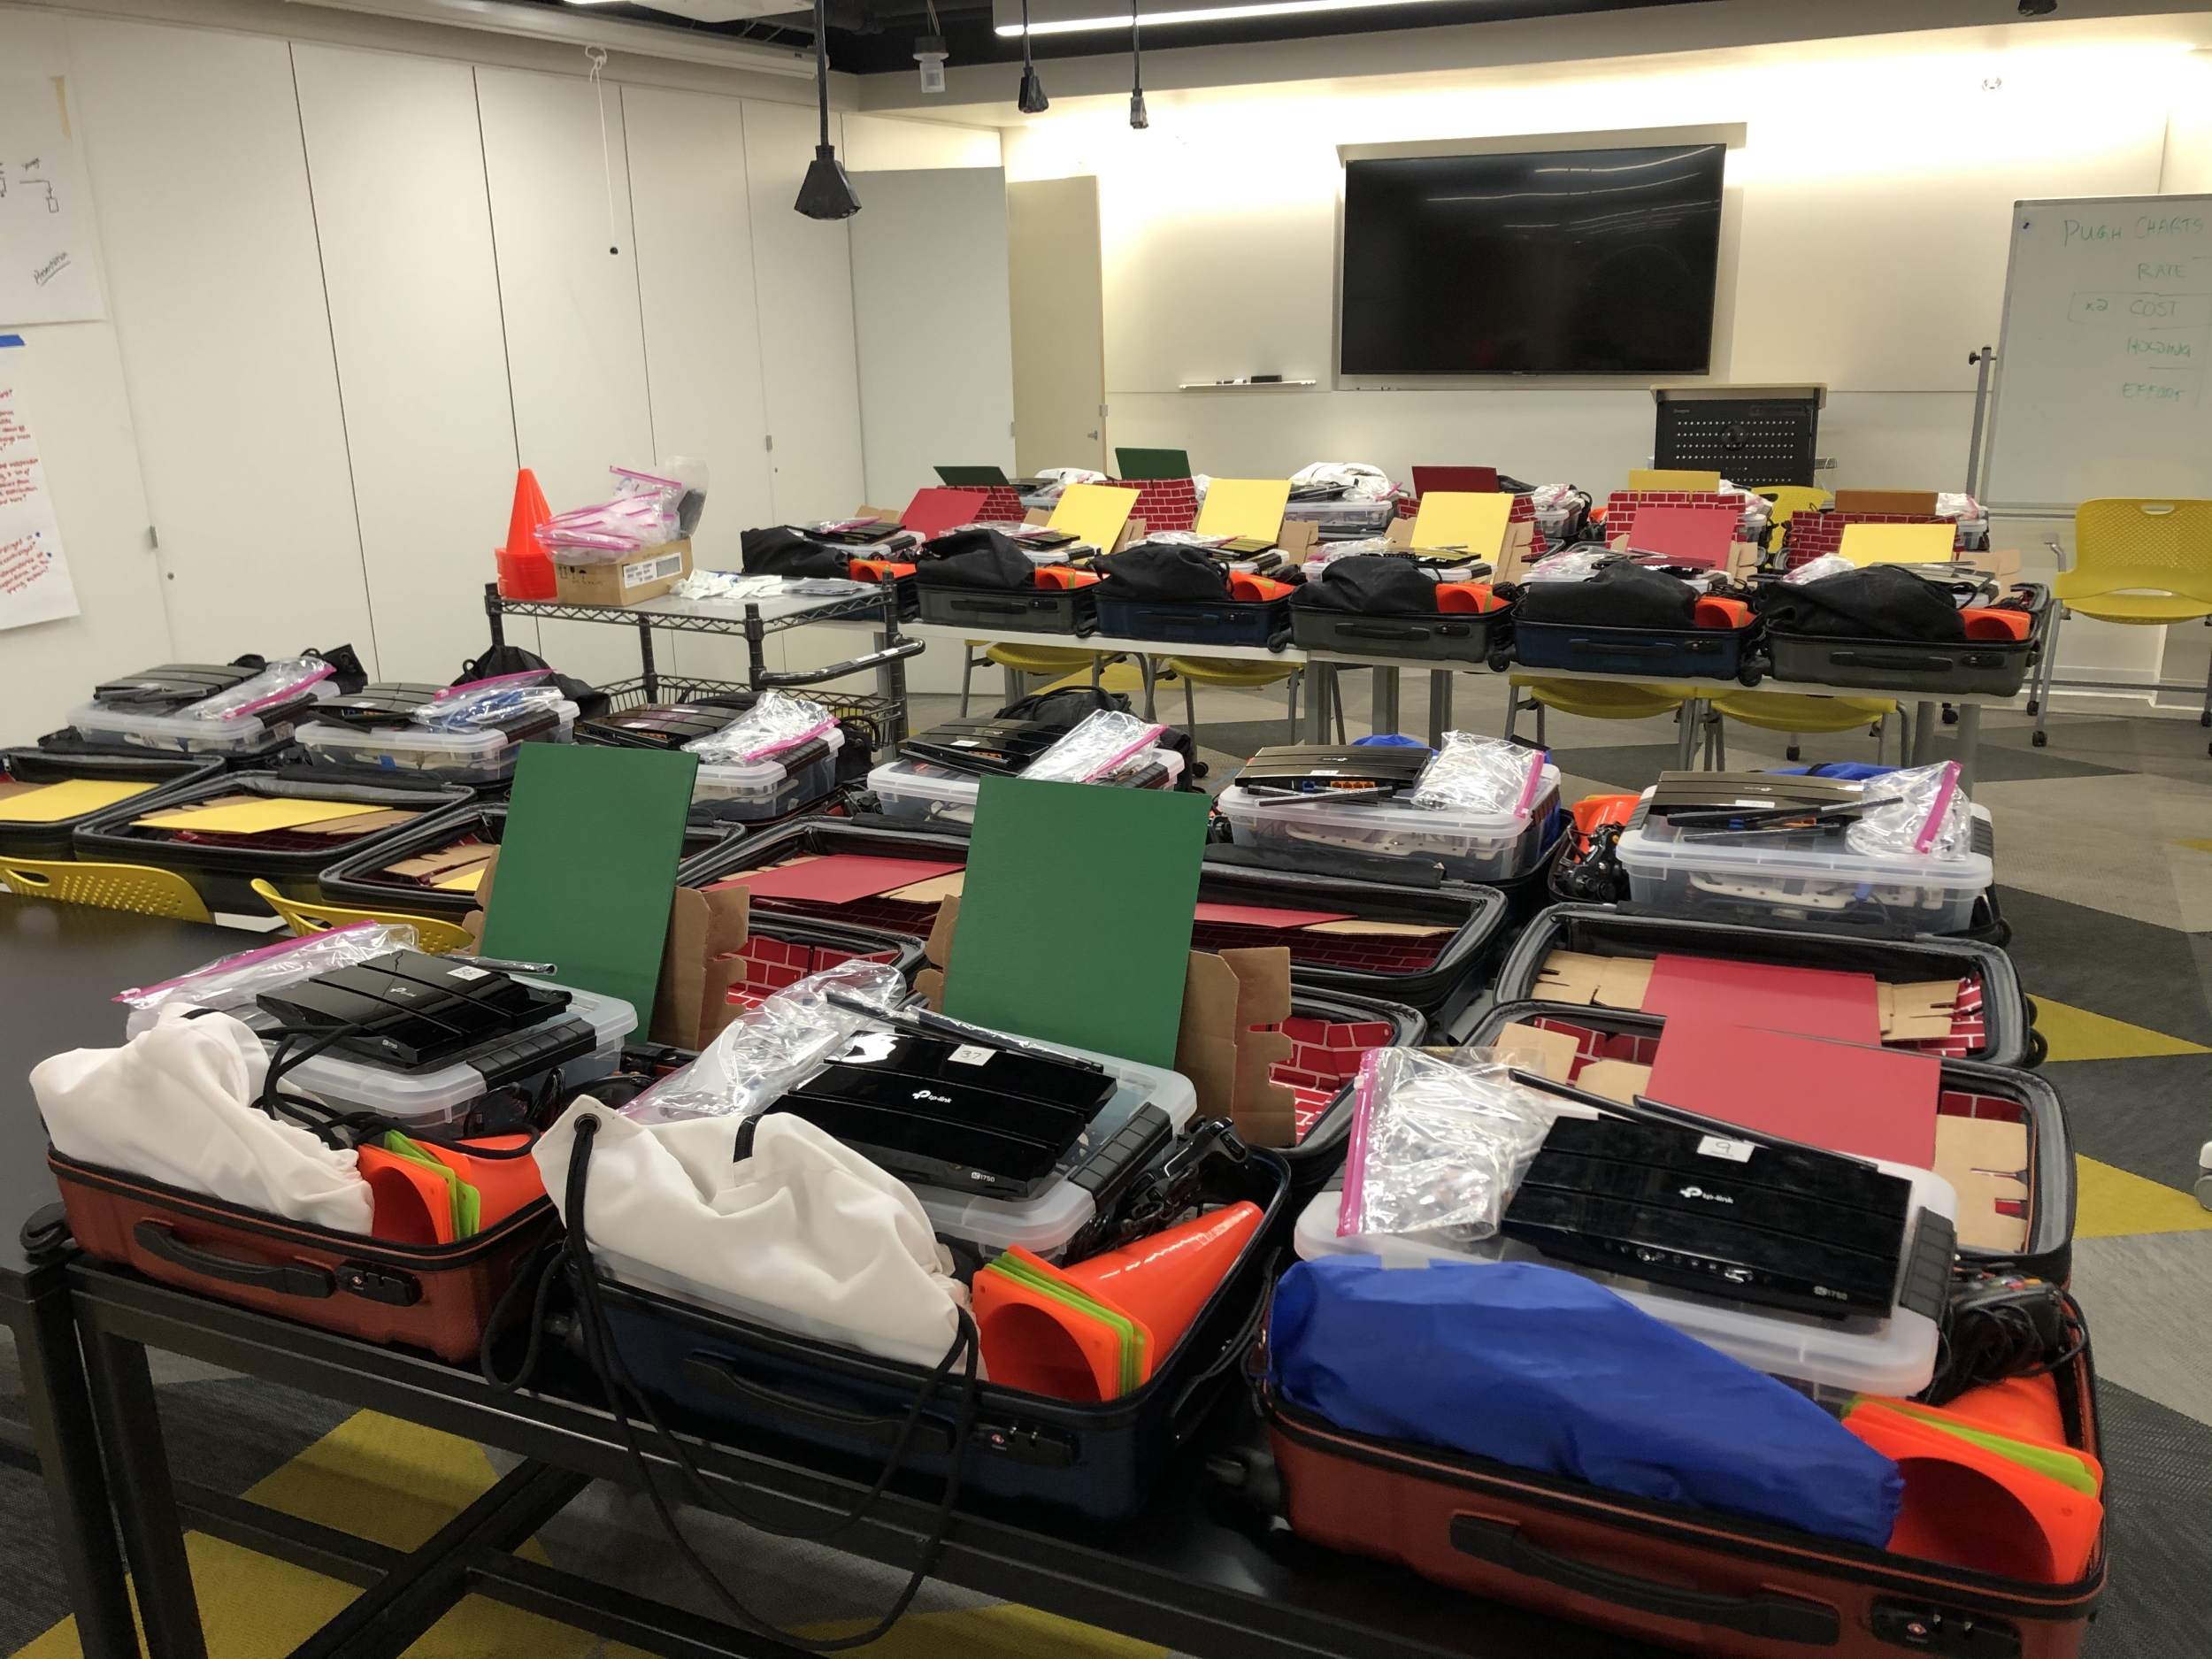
[1128,0,1148,127]
[795,0,861,219]
[1017,0,1049,113]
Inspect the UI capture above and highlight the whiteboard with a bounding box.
[1982,195,2212,511]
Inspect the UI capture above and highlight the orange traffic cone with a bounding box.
[973,1202,1263,1402]
[495,468,557,600]
[1922,1375,2067,1448]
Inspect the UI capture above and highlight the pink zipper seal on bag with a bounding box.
[1337,1048,1385,1238]
[1914,760,1962,855]
[1511,749,1549,819]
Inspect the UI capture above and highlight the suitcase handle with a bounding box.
[132,1220,334,1300]
[1336,622,1433,642]
[949,597,1039,616]
[1448,1517,1839,1645]
[1569,638,1699,657]
[1827,650,1953,672]
[680,1352,956,1458]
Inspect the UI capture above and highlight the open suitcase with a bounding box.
[1262,1302,2104,1659]
[0,747,225,864]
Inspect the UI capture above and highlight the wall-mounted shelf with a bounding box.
[1177,378,1319,389]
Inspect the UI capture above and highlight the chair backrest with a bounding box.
[1762,485,1830,537]
[1,857,212,922]
[1411,465,1499,495]
[2073,499,2212,595]
[250,878,475,954]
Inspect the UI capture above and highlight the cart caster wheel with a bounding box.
[1786,746,1801,762]
[2198,1174,2212,1213]
[2032,731,2048,748]
[2200,711,2211,727]
[1737,666,1764,687]
[1487,652,1513,673]
[1942,705,1959,726]
[2026,699,2039,715]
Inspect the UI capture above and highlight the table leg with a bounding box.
[1426,672,1453,748]
[1956,703,1980,790]
[7,1265,136,1659]
[1678,699,1702,770]
[1001,664,1025,707]
[1372,667,1400,737]
[1139,657,1157,722]
[1302,664,1333,741]
[1911,702,1937,765]
[78,1323,206,1659]
[636,618,659,703]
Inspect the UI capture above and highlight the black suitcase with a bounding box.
[0,748,224,863]
[1094,594,1293,649]
[1512,616,1763,683]
[585,1148,1292,1522]
[1288,600,1513,666]
[916,583,1095,635]
[1767,585,2049,698]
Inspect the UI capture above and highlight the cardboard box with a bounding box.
[1832,490,1939,516]
[552,538,693,607]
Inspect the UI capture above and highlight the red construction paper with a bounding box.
[1194,901,1356,930]
[902,487,990,540]
[713,855,964,905]
[1646,1018,1939,1168]
[1644,953,1883,1045]
[1623,503,1738,567]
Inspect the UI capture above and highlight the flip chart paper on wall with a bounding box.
[135,796,388,834]
[1839,522,1958,565]
[945,777,1210,1070]
[1048,482,1139,551]
[1194,479,1293,542]
[1409,492,1512,556]
[0,779,151,822]
[480,744,699,1038]
[0,80,106,326]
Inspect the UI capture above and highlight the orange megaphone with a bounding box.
[1962,607,2032,641]
[1229,573,1294,603]
[1694,595,1750,629]
[1433,581,1498,613]
[972,1202,1263,1402]
[1845,1400,2102,1584]
[1035,565,1102,589]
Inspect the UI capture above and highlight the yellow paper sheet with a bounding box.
[0,779,155,823]
[1839,521,1957,566]
[1048,482,1139,552]
[135,796,384,834]
[432,866,487,892]
[1628,468,1721,491]
[1409,491,1513,557]
[1194,479,1293,542]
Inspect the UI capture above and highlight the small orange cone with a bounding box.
[1895,1375,2066,1449]
[974,1202,1263,1401]
[495,468,557,600]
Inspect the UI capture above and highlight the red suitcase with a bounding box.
[50,1148,556,1363]
[1263,1301,2104,1659]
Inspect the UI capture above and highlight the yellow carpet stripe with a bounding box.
[2074,1156,2212,1240]
[2030,997,2210,1062]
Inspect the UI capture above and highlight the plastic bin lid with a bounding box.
[871,749,1183,804]
[300,703,577,759]
[1292,1160,1955,1397]
[695,726,846,787]
[1217,771,1558,847]
[1617,814,1993,893]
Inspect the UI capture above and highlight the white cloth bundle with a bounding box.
[535,1103,969,1368]
[32,1006,373,1233]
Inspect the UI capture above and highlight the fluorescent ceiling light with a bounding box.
[999,0,1493,37]
[565,0,792,20]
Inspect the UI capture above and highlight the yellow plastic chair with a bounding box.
[1704,691,1900,768]
[1503,677,1703,766]
[251,879,475,954]
[1761,486,1831,557]
[1,857,212,922]
[2031,498,2212,748]
[957,641,1124,715]
[1164,657,1312,748]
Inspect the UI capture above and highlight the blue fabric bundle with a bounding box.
[1269,1256,1902,1548]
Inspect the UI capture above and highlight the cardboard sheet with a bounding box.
[945,776,1210,1071]
[1618,503,1739,567]
[290,808,419,837]
[480,745,698,1039]
[135,796,396,834]
[1644,953,1883,1045]
[432,866,487,893]
[1883,980,1962,1042]
[1646,1018,1940,1167]
[902,487,988,540]
[1194,901,1357,930]
[1934,1115,2032,1253]
[1409,491,1513,557]
[718,854,963,906]
[385,844,496,881]
[1298,918,1454,939]
[1194,479,1293,543]
[1839,521,1957,565]
[1177,948,1296,1146]
[1576,1059,1654,1105]
[881,870,967,904]
[1048,482,1139,552]
[1491,1020,1580,1082]
[1533,949,1652,1010]
[0,779,154,822]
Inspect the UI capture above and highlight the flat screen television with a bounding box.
[1340,143,1725,377]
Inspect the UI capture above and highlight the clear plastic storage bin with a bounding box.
[692,728,844,821]
[1294,1164,1957,1398]
[242,984,634,1128]
[1616,805,1993,933]
[67,699,310,758]
[296,702,577,781]
[1216,768,1558,883]
[868,749,1184,826]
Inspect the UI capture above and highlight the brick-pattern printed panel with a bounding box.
[1526,1016,1663,1081]
[1783,511,1963,571]
[1892,976,1986,1059]
[1128,477,1199,534]
[726,939,900,1010]
[973,485,1027,525]
[1270,1014,1401,1141]
[1602,490,1762,548]
[1190,918,1447,974]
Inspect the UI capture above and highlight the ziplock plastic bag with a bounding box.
[611,466,686,542]
[413,675,565,733]
[117,921,421,1038]
[186,657,334,721]
[1338,1048,1562,1247]
[1409,732,1548,816]
[1521,545,1617,583]
[1847,760,1971,858]
[1023,709,1167,783]
[621,960,906,1125]
[536,495,668,561]
[1783,553,1855,584]
[656,457,710,537]
[682,690,834,764]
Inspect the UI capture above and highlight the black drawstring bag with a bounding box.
[1094,543,1232,603]
[1514,562,1699,630]
[741,526,851,580]
[1758,564,1966,642]
[452,644,610,721]
[912,527,1035,591]
[1292,554,1438,616]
